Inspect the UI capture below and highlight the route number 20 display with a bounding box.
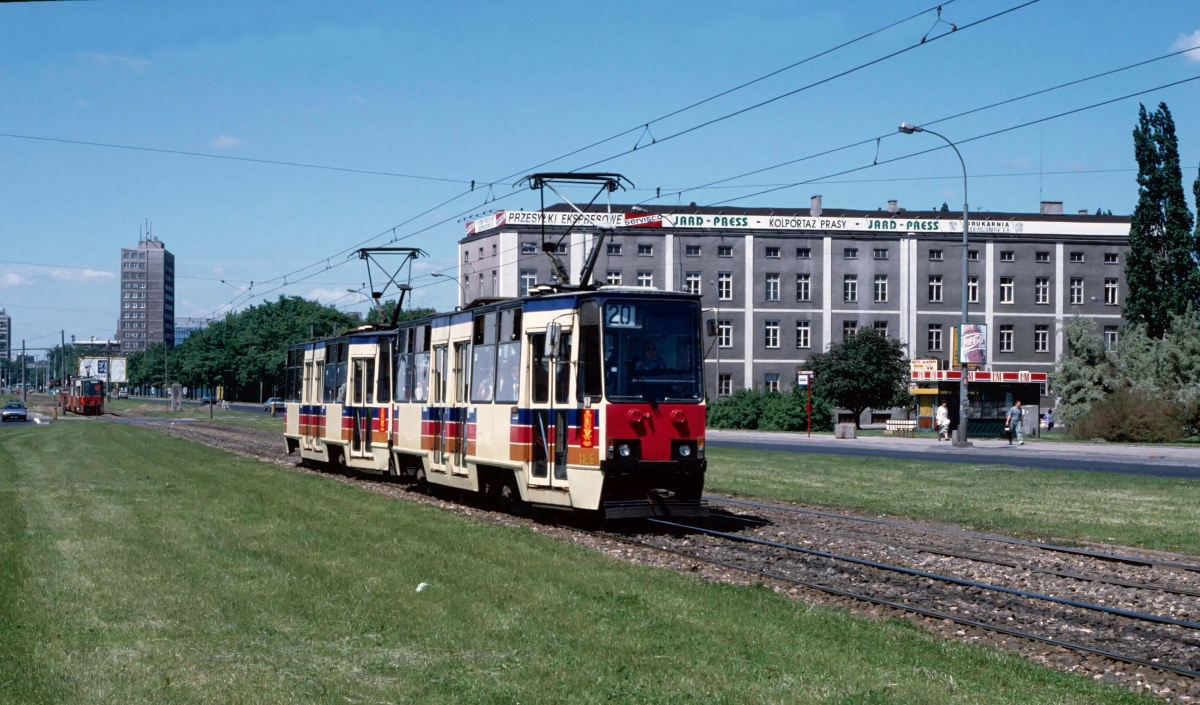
[604,303,640,328]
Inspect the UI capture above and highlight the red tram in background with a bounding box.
[61,378,105,416]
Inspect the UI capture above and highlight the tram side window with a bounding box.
[377,339,391,404]
[530,333,549,403]
[578,301,602,402]
[495,308,522,404]
[470,312,498,403]
[303,362,313,403]
[324,342,348,403]
[395,329,412,402]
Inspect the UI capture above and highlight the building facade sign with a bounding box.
[466,210,1126,237]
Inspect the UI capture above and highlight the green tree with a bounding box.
[1049,317,1118,428]
[1125,102,1200,338]
[126,342,170,391]
[939,202,950,213]
[365,300,437,327]
[806,329,908,429]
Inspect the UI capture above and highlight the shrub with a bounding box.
[706,388,833,432]
[1068,386,1186,443]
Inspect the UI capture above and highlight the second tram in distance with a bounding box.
[283,287,707,519]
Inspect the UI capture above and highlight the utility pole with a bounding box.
[163,343,168,399]
[711,279,720,399]
[21,339,26,405]
[60,330,65,387]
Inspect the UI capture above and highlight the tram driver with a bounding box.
[634,338,666,372]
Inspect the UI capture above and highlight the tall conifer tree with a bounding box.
[1125,103,1199,338]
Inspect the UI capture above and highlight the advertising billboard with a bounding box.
[78,357,127,384]
[958,324,988,366]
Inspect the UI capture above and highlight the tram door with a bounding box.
[526,330,571,490]
[303,358,322,452]
[450,342,470,475]
[430,345,448,470]
[349,357,374,459]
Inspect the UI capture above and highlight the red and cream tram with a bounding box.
[283,289,707,519]
[61,378,105,416]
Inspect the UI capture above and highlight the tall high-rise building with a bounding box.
[0,307,10,360]
[117,233,175,352]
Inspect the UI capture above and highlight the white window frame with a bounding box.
[1035,277,1049,305]
[796,273,811,302]
[765,273,780,302]
[999,324,1014,353]
[928,275,943,303]
[1070,278,1084,305]
[1000,277,1014,304]
[795,320,811,349]
[843,274,858,303]
[764,320,780,349]
[928,324,942,351]
[717,272,733,301]
[717,320,732,349]
[873,274,888,303]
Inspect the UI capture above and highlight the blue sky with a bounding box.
[1,0,1198,348]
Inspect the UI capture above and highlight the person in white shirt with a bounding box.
[935,401,950,441]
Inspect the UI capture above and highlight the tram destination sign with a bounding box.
[466,210,1126,237]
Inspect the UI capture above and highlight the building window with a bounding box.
[606,243,622,255]
[796,273,811,302]
[478,274,484,294]
[519,270,537,296]
[1105,278,1118,305]
[717,272,733,301]
[929,249,944,261]
[685,245,701,257]
[928,275,943,303]
[873,248,888,260]
[873,274,888,303]
[843,320,858,338]
[604,270,620,286]
[843,274,858,303]
[968,250,980,262]
[1104,326,1119,351]
[764,320,780,349]
[928,324,943,351]
[717,373,732,397]
[491,244,497,257]
[717,320,732,348]
[795,321,811,349]
[1035,277,1049,305]
[1070,277,1084,305]
[968,276,979,304]
[684,272,701,295]
[873,320,888,336]
[1034,325,1049,353]
[844,247,859,260]
[796,247,811,259]
[999,251,1014,262]
[1000,277,1014,304]
[718,245,733,258]
[519,242,536,255]
[637,271,654,288]
[765,246,780,259]
[463,250,469,263]
[491,271,497,295]
[1036,251,1050,263]
[764,373,780,393]
[999,324,1014,353]
[1070,252,1085,263]
[765,273,780,301]
[1104,252,1119,264]
[637,244,653,256]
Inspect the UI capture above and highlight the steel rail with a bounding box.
[715,510,1200,598]
[708,496,1200,573]
[649,518,1200,631]
[579,528,1200,681]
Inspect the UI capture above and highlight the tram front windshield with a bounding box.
[602,299,702,403]
[83,381,103,397]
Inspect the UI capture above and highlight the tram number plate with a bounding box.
[576,449,598,466]
[605,303,640,328]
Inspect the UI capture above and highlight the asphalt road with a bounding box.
[708,436,1200,480]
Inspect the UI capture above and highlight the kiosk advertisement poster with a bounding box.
[78,357,127,384]
[958,325,988,365]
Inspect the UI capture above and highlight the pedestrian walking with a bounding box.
[1006,400,1025,446]
[935,401,950,441]
[1043,408,1054,431]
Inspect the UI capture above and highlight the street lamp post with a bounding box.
[431,272,468,310]
[710,279,720,399]
[899,122,972,448]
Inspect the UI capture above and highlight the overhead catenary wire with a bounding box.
[640,43,1200,205]
[570,0,1042,173]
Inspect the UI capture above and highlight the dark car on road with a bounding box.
[2,401,28,422]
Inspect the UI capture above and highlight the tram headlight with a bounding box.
[618,443,632,458]
[678,444,692,458]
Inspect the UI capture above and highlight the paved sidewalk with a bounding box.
[707,429,1200,478]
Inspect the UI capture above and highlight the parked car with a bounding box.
[117,389,129,399]
[2,400,28,423]
[263,397,285,412]
[199,395,215,405]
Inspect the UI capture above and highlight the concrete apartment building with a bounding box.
[0,307,10,360]
[118,237,175,352]
[458,199,1130,409]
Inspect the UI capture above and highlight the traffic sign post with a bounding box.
[797,370,814,437]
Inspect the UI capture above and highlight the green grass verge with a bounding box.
[706,447,1200,555]
[0,423,1151,704]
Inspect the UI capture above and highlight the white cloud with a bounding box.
[306,287,348,304]
[1,273,27,287]
[80,52,150,70]
[1171,30,1200,62]
[210,135,243,149]
[49,268,114,282]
